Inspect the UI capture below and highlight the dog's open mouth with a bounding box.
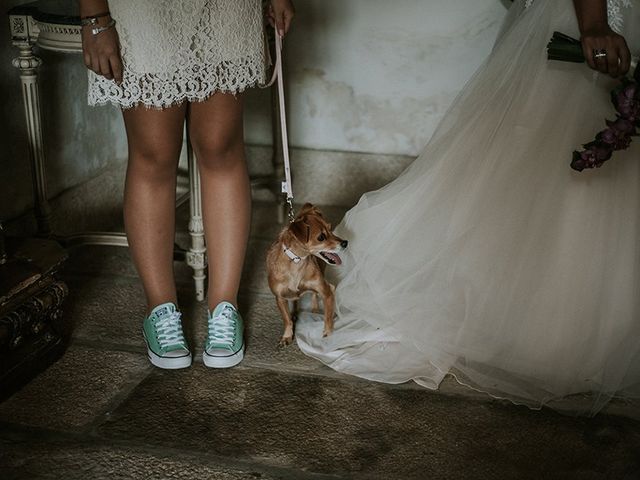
[319,251,342,265]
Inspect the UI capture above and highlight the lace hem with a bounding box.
[608,0,633,32]
[88,58,267,109]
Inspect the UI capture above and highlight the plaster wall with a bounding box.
[244,0,508,155]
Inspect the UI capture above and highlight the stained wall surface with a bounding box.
[245,0,508,156]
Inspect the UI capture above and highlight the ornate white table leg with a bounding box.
[185,127,207,302]
[12,42,51,236]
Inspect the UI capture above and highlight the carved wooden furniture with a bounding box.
[0,237,68,400]
[8,1,285,301]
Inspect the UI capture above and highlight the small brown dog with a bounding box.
[266,203,348,346]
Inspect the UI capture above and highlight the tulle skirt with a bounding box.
[295,0,640,415]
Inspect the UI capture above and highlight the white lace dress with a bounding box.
[88,0,267,109]
[296,0,640,416]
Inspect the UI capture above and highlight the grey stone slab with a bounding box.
[96,366,640,480]
[0,438,291,480]
[48,174,125,237]
[241,293,327,372]
[0,346,150,431]
[63,276,147,349]
[62,274,324,374]
[186,292,327,373]
[62,244,195,282]
[64,275,205,350]
[62,244,137,278]
[242,238,273,295]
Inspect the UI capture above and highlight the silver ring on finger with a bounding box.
[593,49,607,59]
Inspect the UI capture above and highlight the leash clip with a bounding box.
[285,196,295,224]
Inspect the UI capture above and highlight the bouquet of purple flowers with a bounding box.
[571,79,639,171]
[547,32,640,171]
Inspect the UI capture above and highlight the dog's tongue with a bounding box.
[323,252,342,265]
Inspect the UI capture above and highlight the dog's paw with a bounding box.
[278,336,293,348]
[322,328,333,338]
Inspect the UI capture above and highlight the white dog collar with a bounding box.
[283,246,302,263]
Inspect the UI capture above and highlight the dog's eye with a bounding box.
[317,233,326,241]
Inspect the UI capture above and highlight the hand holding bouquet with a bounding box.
[547,32,639,171]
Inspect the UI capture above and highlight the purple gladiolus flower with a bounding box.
[598,118,636,150]
[610,117,636,133]
[600,129,632,150]
[612,82,640,123]
[573,78,638,171]
[570,151,589,172]
[571,141,613,171]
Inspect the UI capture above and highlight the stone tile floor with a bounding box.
[1,201,640,480]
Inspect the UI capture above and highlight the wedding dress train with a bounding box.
[295,0,640,415]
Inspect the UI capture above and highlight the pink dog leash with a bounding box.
[262,28,295,223]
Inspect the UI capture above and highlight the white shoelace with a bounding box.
[208,307,236,347]
[154,311,186,348]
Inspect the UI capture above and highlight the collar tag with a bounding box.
[283,246,302,263]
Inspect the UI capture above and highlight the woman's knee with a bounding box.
[190,129,244,171]
[128,141,181,178]
[122,103,186,178]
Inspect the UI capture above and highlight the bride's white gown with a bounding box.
[295,0,640,415]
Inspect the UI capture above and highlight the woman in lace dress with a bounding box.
[79,0,295,370]
[296,0,640,415]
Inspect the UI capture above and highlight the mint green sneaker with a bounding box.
[143,302,192,369]
[203,301,245,368]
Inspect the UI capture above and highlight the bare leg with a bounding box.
[188,93,250,310]
[122,103,187,313]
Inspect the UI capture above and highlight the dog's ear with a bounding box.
[296,203,323,220]
[289,219,310,244]
[300,203,314,213]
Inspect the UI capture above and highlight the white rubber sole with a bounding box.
[146,348,192,370]
[203,346,245,368]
